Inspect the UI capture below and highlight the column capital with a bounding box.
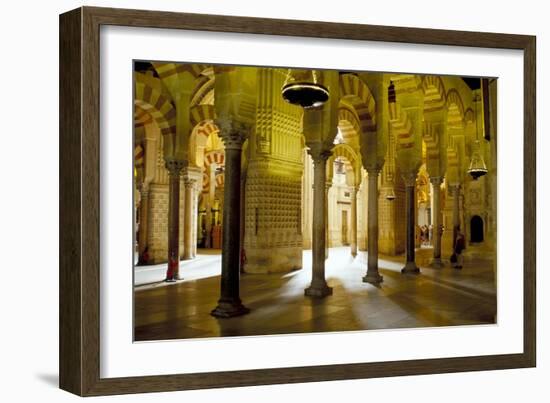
[138,180,151,195]
[402,171,417,187]
[307,143,332,165]
[430,176,444,186]
[449,182,461,194]
[140,187,150,198]
[165,158,186,176]
[184,177,197,188]
[215,115,251,150]
[366,167,381,176]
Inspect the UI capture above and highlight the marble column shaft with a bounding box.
[325,182,331,259]
[211,123,249,317]
[305,150,333,298]
[183,177,195,260]
[350,186,358,257]
[239,177,246,273]
[430,176,444,267]
[138,187,149,258]
[402,172,420,274]
[452,184,461,247]
[191,188,198,258]
[364,169,383,283]
[205,163,216,248]
[165,159,185,281]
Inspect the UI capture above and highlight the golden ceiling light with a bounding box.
[388,80,397,119]
[468,140,488,180]
[388,80,396,103]
[386,187,396,201]
[467,92,489,180]
[281,69,329,108]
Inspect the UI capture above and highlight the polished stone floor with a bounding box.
[134,247,496,341]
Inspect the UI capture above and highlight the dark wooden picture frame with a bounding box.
[59,6,536,396]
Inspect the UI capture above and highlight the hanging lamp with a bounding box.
[385,80,397,200]
[281,69,329,108]
[388,80,396,103]
[467,91,488,180]
[387,80,398,121]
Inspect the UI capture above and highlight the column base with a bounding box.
[165,276,184,283]
[363,272,384,284]
[305,282,333,298]
[401,261,420,274]
[211,299,250,318]
[430,258,445,268]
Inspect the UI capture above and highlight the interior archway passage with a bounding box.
[470,215,484,243]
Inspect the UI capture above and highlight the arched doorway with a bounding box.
[470,215,484,243]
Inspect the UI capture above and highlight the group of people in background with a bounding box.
[418,224,433,246]
[416,223,466,269]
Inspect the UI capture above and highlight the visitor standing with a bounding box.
[452,229,466,269]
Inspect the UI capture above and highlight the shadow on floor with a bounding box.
[134,248,497,341]
[35,373,58,388]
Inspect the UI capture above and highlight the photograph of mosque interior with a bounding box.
[133,62,497,341]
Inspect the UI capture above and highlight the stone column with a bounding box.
[205,163,216,248]
[137,186,150,262]
[191,183,199,258]
[211,122,250,317]
[451,184,461,251]
[165,159,185,281]
[401,172,420,274]
[363,168,383,283]
[239,176,246,273]
[430,176,444,267]
[183,177,195,260]
[350,186,358,257]
[325,182,331,259]
[305,149,333,298]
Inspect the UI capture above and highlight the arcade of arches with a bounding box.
[133,63,497,340]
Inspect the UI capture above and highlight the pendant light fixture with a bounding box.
[281,69,329,108]
[467,91,488,180]
[385,80,397,201]
[388,80,396,103]
[387,80,397,119]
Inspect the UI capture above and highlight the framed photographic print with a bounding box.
[59,6,536,396]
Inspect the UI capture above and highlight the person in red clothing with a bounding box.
[139,246,150,265]
[452,229,466,269]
